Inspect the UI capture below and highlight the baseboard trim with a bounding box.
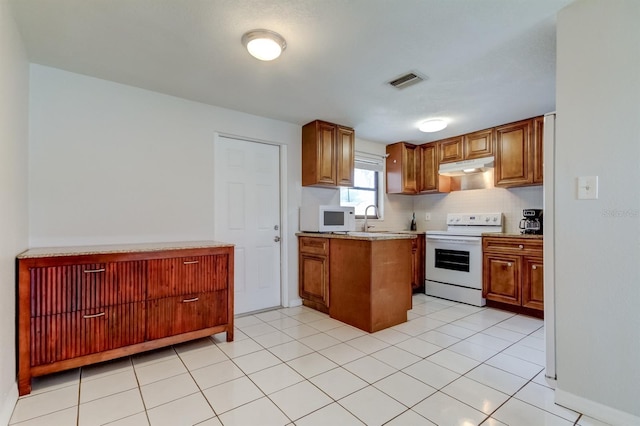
[288,298,303,307]
[0,381,18,426]
[555,387,640,425]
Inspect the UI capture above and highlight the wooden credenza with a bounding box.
[17,241,234,396]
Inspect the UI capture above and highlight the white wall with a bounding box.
[28,65,303,307]
[414,184,543,234]
[0,0,29,423]
[555,0,640,422]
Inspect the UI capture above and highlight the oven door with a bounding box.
[426,235,482,289]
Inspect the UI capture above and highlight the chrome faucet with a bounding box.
[363,204,379,231]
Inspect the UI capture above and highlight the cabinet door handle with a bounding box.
[84,268,105,273]
[182,297,199,303]
[518,245,524,249]
[507,262,512,267]
[83,312,105,319]
[183,261,199,265]
[532,265,537,270]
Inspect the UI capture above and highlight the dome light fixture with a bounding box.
[241,29,287,61]
[418,119,448,133]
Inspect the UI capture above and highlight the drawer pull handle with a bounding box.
[84,268,105,273]
[83,312,105,319]
[182,297,199,303]
[183,261,199,265]
[518,245,524,249]
[532,265,537,270]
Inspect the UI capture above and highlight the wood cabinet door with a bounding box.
[402,144,418,194]
[438,136,464,163]
[495,119,532,187]
[533,116,544,184]
[522,257,544,310]
[483,253,521,306]
[302,120,336,186]
[418,143,438,192]
[336,126,355,187]
[386,142,417,194]
[411,234,426,293]
[299,253,329,308]
[464,128,495,160]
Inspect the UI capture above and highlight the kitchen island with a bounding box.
[297,232,415,332]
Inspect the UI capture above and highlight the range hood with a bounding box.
[438,156,494,177]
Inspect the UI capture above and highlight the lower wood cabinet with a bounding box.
[298,235,413,332]
[411,233,426,293]
[17,242,234,395]
[298,237,330,313]
[482,236,543,316]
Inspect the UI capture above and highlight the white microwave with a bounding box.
[300,205,356,233]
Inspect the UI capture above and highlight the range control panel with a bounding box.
[446,213,503,226]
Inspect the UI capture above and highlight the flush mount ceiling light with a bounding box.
[241,29,287,61]
[418,119,448,133]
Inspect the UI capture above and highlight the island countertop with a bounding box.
[296,232,417,241]
[17,240,234,259]
[482,233,543,240]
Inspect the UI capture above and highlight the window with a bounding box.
[340,153,385,218]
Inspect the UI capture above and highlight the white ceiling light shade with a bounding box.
[241,29,287,61]
[418,119,448,133]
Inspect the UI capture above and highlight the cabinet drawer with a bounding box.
[30,302,146,366]
[29,262,146,317]
[483,237,542,254]
[146,291,228,340]
[147,255,229,299]
[299,237,329,256]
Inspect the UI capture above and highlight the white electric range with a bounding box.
[425,213,503,306]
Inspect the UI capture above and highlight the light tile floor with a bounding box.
[9,295,610,426]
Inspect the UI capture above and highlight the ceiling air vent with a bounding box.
[388,72,426,89]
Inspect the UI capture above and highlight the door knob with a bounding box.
[274,236,281,242]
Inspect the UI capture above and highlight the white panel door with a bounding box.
[214,136,281,314]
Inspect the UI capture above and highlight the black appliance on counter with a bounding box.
[519,209,543,235]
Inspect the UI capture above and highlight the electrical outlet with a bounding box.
[577,176,598,200]
[425,212,431,221]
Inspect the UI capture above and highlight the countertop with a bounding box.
[17,240,234,259]
[297,232,417,241]
[482,233,543,240]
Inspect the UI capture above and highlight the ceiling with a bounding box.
[9,0,574,144]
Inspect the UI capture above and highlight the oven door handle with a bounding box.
[426,236,481,244]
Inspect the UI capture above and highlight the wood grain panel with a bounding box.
[30,302,145,366]
[146,291,227,340]
[147,255,229,299]
[29,261,146,316]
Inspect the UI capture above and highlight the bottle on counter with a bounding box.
[410,212,417,231]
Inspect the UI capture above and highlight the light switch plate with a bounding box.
[425,212,431,221]
[577,176,598,199]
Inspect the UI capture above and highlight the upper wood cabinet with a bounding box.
[438,136,464,163]
[386,142,418,194]
[302,120,354,187]
[532,116,544,184]
[495,117,543,187]
[387,141,451,194]
[438,129,495,164]
[418,143,450,193]
[464,128,495,160]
